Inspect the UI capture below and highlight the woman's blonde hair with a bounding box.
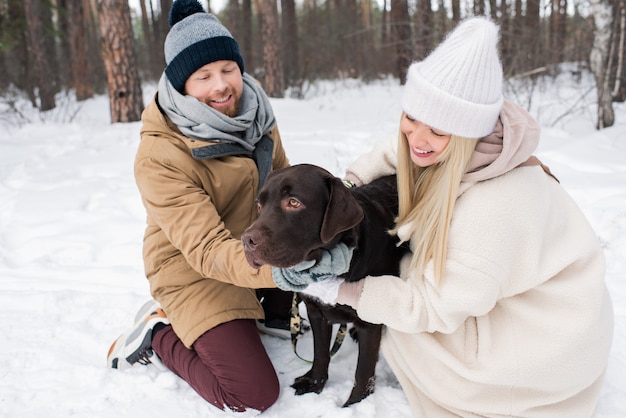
[391,114,479,285]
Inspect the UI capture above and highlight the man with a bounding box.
[106,0,293,412]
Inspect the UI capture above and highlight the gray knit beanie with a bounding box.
[164,0,245,93]
[401,17,504,138]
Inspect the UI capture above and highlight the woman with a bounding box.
[274,17,613,417]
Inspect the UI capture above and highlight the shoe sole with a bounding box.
[134,300,161,323]
[108,307,168,369]
[256,320,291,339]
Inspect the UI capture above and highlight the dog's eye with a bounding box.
[255,199,262,213]
[287,197,301,208]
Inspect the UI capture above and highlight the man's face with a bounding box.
[184,60,243,117]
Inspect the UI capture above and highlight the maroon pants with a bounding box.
[153,319,279,412]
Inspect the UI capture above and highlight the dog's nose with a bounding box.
[241,230,259,251]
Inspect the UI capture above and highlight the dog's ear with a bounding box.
[320,177,364,244]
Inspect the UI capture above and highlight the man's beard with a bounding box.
[208,95,240,118]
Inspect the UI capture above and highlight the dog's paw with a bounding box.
[291,371,328,395]
[342,375,376,407]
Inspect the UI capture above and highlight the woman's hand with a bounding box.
[300,278,345,305]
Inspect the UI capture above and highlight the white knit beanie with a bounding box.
[401,17,504,138]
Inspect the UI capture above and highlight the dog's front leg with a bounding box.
[291,297,332,395]
[343,322,382,406]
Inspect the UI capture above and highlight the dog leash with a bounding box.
[290,293,348,363]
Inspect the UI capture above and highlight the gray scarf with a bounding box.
[157,72,276,152]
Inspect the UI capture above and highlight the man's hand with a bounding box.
[271,242,353,291]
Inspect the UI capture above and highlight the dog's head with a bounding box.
[241,164,364,268]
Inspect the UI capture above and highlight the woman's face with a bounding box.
[400,113,452,167]
[184,60,243,117]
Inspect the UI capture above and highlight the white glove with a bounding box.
[300,277,345,305]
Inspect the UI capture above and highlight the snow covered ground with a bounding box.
[1,72,624,417]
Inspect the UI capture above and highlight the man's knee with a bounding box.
[225,376,280,413]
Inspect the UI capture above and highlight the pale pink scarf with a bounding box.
[463,99,540,183]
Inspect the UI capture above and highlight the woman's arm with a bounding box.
[345,134,398,185]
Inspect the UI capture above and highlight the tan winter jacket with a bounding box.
[135,95,288,348]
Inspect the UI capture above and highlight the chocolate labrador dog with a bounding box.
[241,163,408,406]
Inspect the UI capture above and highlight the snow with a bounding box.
[1,73,624,417]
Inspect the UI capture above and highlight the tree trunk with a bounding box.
[6,0,36,103]
[154,0,172,70]
[329,0,339,74]
[611,0,626,102]
[381,0,389,51]
[241,0,253,72]
[281,0,299,85]
[343,0,359,77]
[360,0,377,79]
[139,0,161,80]
[84,0,107,93]
[510,0,524,72]
[500,0,512,74]
[23,0,56,111]
[96,0,144,123]
[415,0,433,60]
[488,0,498,20]
[549,0,568,65]
[390,0,412,82]
[68,0,94,100]
[589,0,615,129]
[257,0,284,97]
[0,19,5,91]
[57,0,73,89]
[525,0,541,73]
[451,0,460,24]
[301,0,320,80]
[41,0,60,93]
[159,0,173,39]
[227,0,240,41]
[474,0,485,16]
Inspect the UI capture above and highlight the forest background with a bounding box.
[0,0,625,130]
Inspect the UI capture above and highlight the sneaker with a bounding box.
[257,317,310,340]
[107,300,170,370]
[133,299,161,323]
[257,318,291,339]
